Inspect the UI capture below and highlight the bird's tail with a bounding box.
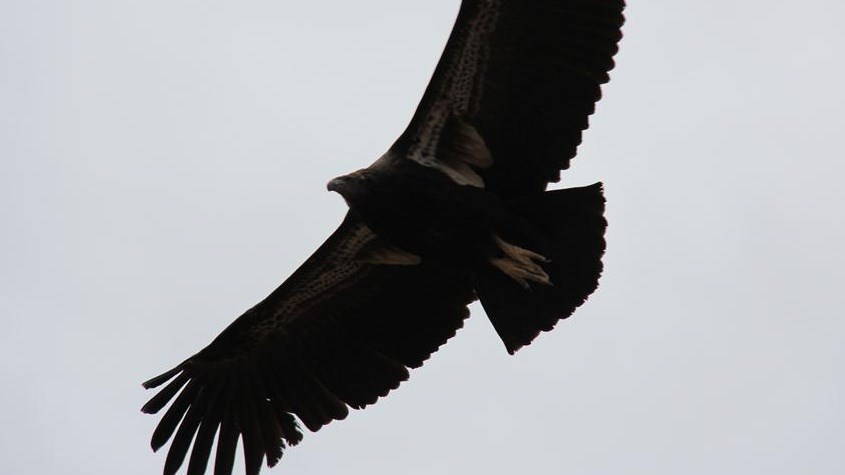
[475,183,607,354]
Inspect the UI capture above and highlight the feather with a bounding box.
[141,371,189,414]
[151,378,200,451]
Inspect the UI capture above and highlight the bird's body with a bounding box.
[142,2,626,475]
[329,156,505,268]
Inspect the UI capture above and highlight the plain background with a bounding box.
[2,1,844,474]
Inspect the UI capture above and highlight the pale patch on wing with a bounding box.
[408,102,493,188]
[256,221,423,335]
[441,116,493,169]
[256,221,378,333]
[405,0,502,187]
[436,114,492,187]
[356,239,422,266]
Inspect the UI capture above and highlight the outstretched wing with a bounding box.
[142,212,475,475]
[390,0,625,197]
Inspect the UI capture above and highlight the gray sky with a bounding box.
[2,1,844,474]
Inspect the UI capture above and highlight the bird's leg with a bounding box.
[490,236,552,289]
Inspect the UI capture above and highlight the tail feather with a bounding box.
[476,183,606,354]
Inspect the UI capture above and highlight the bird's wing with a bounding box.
[390,0,625,197]
[142,212,475,475]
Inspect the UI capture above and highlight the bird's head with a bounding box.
[327,168,372,201]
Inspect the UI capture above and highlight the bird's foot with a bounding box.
[490,236,551,289]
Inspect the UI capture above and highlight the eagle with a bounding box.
[142,1,625,474]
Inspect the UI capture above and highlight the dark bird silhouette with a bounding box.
[142,1,625,474]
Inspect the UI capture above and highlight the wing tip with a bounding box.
[143,365,184,390]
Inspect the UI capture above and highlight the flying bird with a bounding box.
[142,1,625,474]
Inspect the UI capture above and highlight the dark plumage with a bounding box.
[142,1,625,474]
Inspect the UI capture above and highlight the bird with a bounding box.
[141,1,625,474]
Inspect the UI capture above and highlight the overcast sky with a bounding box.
[2,1,844,474]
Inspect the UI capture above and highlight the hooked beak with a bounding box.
[326,176,346,193]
